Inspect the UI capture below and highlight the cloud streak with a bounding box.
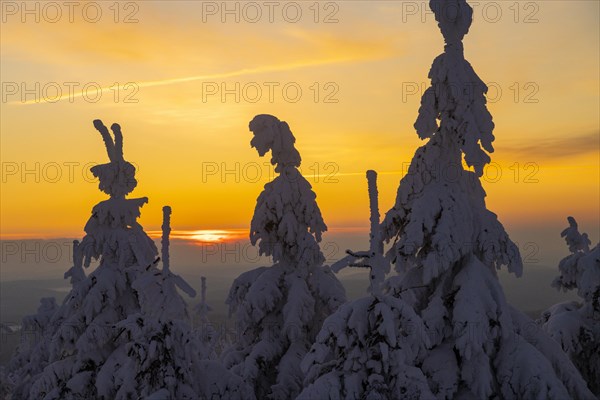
[11,56,377,106]
[497,131,599,161]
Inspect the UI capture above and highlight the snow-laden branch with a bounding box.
[561,216,591,254]
[110,123,124,162]
[93,119,116,162]
[89,119,137,198]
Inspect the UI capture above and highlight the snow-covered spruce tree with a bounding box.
[97,206,253,399]
[222,114,346,400]
[300,171,433,399]
[539,217,600,395]
[8,120,158,399]
[9,234,98,397]
[7,120,202,399]
[0,367,11,399]
[6,297,58,398]
[94,205,202,399]
[376,1,595,398]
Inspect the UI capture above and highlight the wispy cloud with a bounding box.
[497,131,599,161]
[12,56,374,106]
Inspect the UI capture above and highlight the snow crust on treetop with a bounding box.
[430,0,473,45]
[90,119,137,198]
[249,114,301,173]
[561,216,592,254]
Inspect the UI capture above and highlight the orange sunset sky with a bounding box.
[0,1,598,246]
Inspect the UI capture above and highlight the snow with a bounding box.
[539,218,600,395]
[303,0,595,397]
[6,120,223,399]
[5,4,597,398]
[300,171,433,399]
[430,0,473,46]
[300,295,433,400]
[223,115,346,399]
[90,120,137,198]
[332,171,389,296]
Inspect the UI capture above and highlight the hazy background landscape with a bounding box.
[0,228,585,366]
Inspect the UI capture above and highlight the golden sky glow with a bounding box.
[147,229,248,245]
[1,1,598,243]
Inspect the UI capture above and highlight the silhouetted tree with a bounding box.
[375,0,595,398]
[539,217,599,395]
[7,120,249,399]
[223,114,346,400]
[300,171,433,399]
